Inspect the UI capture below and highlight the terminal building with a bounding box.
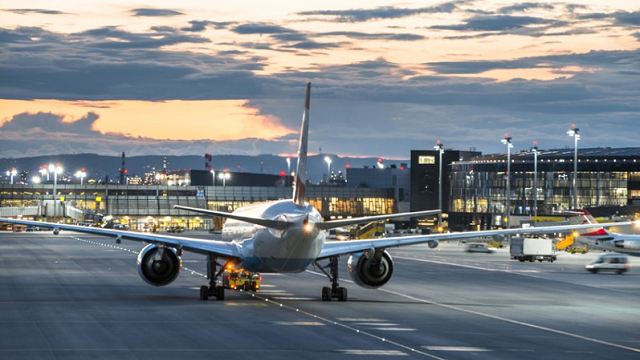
[3,147,640,232]
[0,170,396,231]
[445,147,640,231]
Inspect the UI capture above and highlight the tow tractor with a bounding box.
[222,265,261,292]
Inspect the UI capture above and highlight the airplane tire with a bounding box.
[215,286,225,301]
[200,286,209,300]
[321,287,331,301]
[338,287,348,302]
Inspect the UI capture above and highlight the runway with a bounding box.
[1,231,639,359]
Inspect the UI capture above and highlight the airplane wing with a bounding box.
[0,218,241,258]
[318,221,635,259]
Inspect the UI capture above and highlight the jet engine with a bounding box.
[348,250,394,289]
[427,240,439,249]
[137,244,181,286]
[614,240,640,250]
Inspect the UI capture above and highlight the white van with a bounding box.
[585,254,630,274]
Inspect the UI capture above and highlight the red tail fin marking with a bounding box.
[581,228,609,236]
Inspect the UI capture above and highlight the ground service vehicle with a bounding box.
[586,254,630,274]
[510,237,557,262]
[222,268,261,292]
[466,243,494,253]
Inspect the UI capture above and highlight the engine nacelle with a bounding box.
[614,240,640,250]
[348,250,394,289]
[427,240,439,249]
[492,234,505,242]
[137,244,181,286]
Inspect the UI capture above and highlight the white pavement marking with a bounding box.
[425,346,491,352]
[339,350,409,356]
[378,284,640,355]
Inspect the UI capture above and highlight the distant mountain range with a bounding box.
[0,153,409,184]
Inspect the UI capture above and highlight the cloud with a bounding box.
[1,4,640,158]
[4,9,68,15]
[297,2,466,22]
[497,3,555,14]
[0,26,256,100]
[78,26,209,49]
[432,15,561,31]
[182,20,235,32]
[0,111,294,158]
[130,8,184,17]
[426,58,544,74]
[613,11,640,26]
[319,31,424,41]
[271,32,310,42]
[0,112,100,134]
[229,23,329,50]
[573,10,640,31]
[232,23,296,35]
[4,21,637,121]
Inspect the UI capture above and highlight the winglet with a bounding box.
[293,82,311,207]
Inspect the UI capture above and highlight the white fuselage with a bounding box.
[576,232,640,256]
[223,199,325,272]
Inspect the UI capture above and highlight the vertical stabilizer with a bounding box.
[293,82,311,207]
[567,210,609,236]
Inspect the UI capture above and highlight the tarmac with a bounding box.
[1,231,639,359]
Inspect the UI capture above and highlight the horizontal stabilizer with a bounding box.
[174,205,291,230]
[316,209,441,230]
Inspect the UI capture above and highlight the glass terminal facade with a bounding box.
[0,183,395,231]
[449,163,629,213]
[447,148,640,230]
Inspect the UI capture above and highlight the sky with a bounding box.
[1,0,639,160]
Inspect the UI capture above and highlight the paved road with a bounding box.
[1,231,639,359]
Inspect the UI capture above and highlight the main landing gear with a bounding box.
[315,256,348,301]
[199,254,225,301]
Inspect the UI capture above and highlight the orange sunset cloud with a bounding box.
[0,99,294,141]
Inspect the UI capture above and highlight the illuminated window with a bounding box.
[418,156,436,165]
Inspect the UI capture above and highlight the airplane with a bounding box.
[0,82,635,302]
[567,209,640,256]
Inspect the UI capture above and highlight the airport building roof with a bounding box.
[465,147,640,162]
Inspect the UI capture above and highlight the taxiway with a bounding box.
[1,231,639,359]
